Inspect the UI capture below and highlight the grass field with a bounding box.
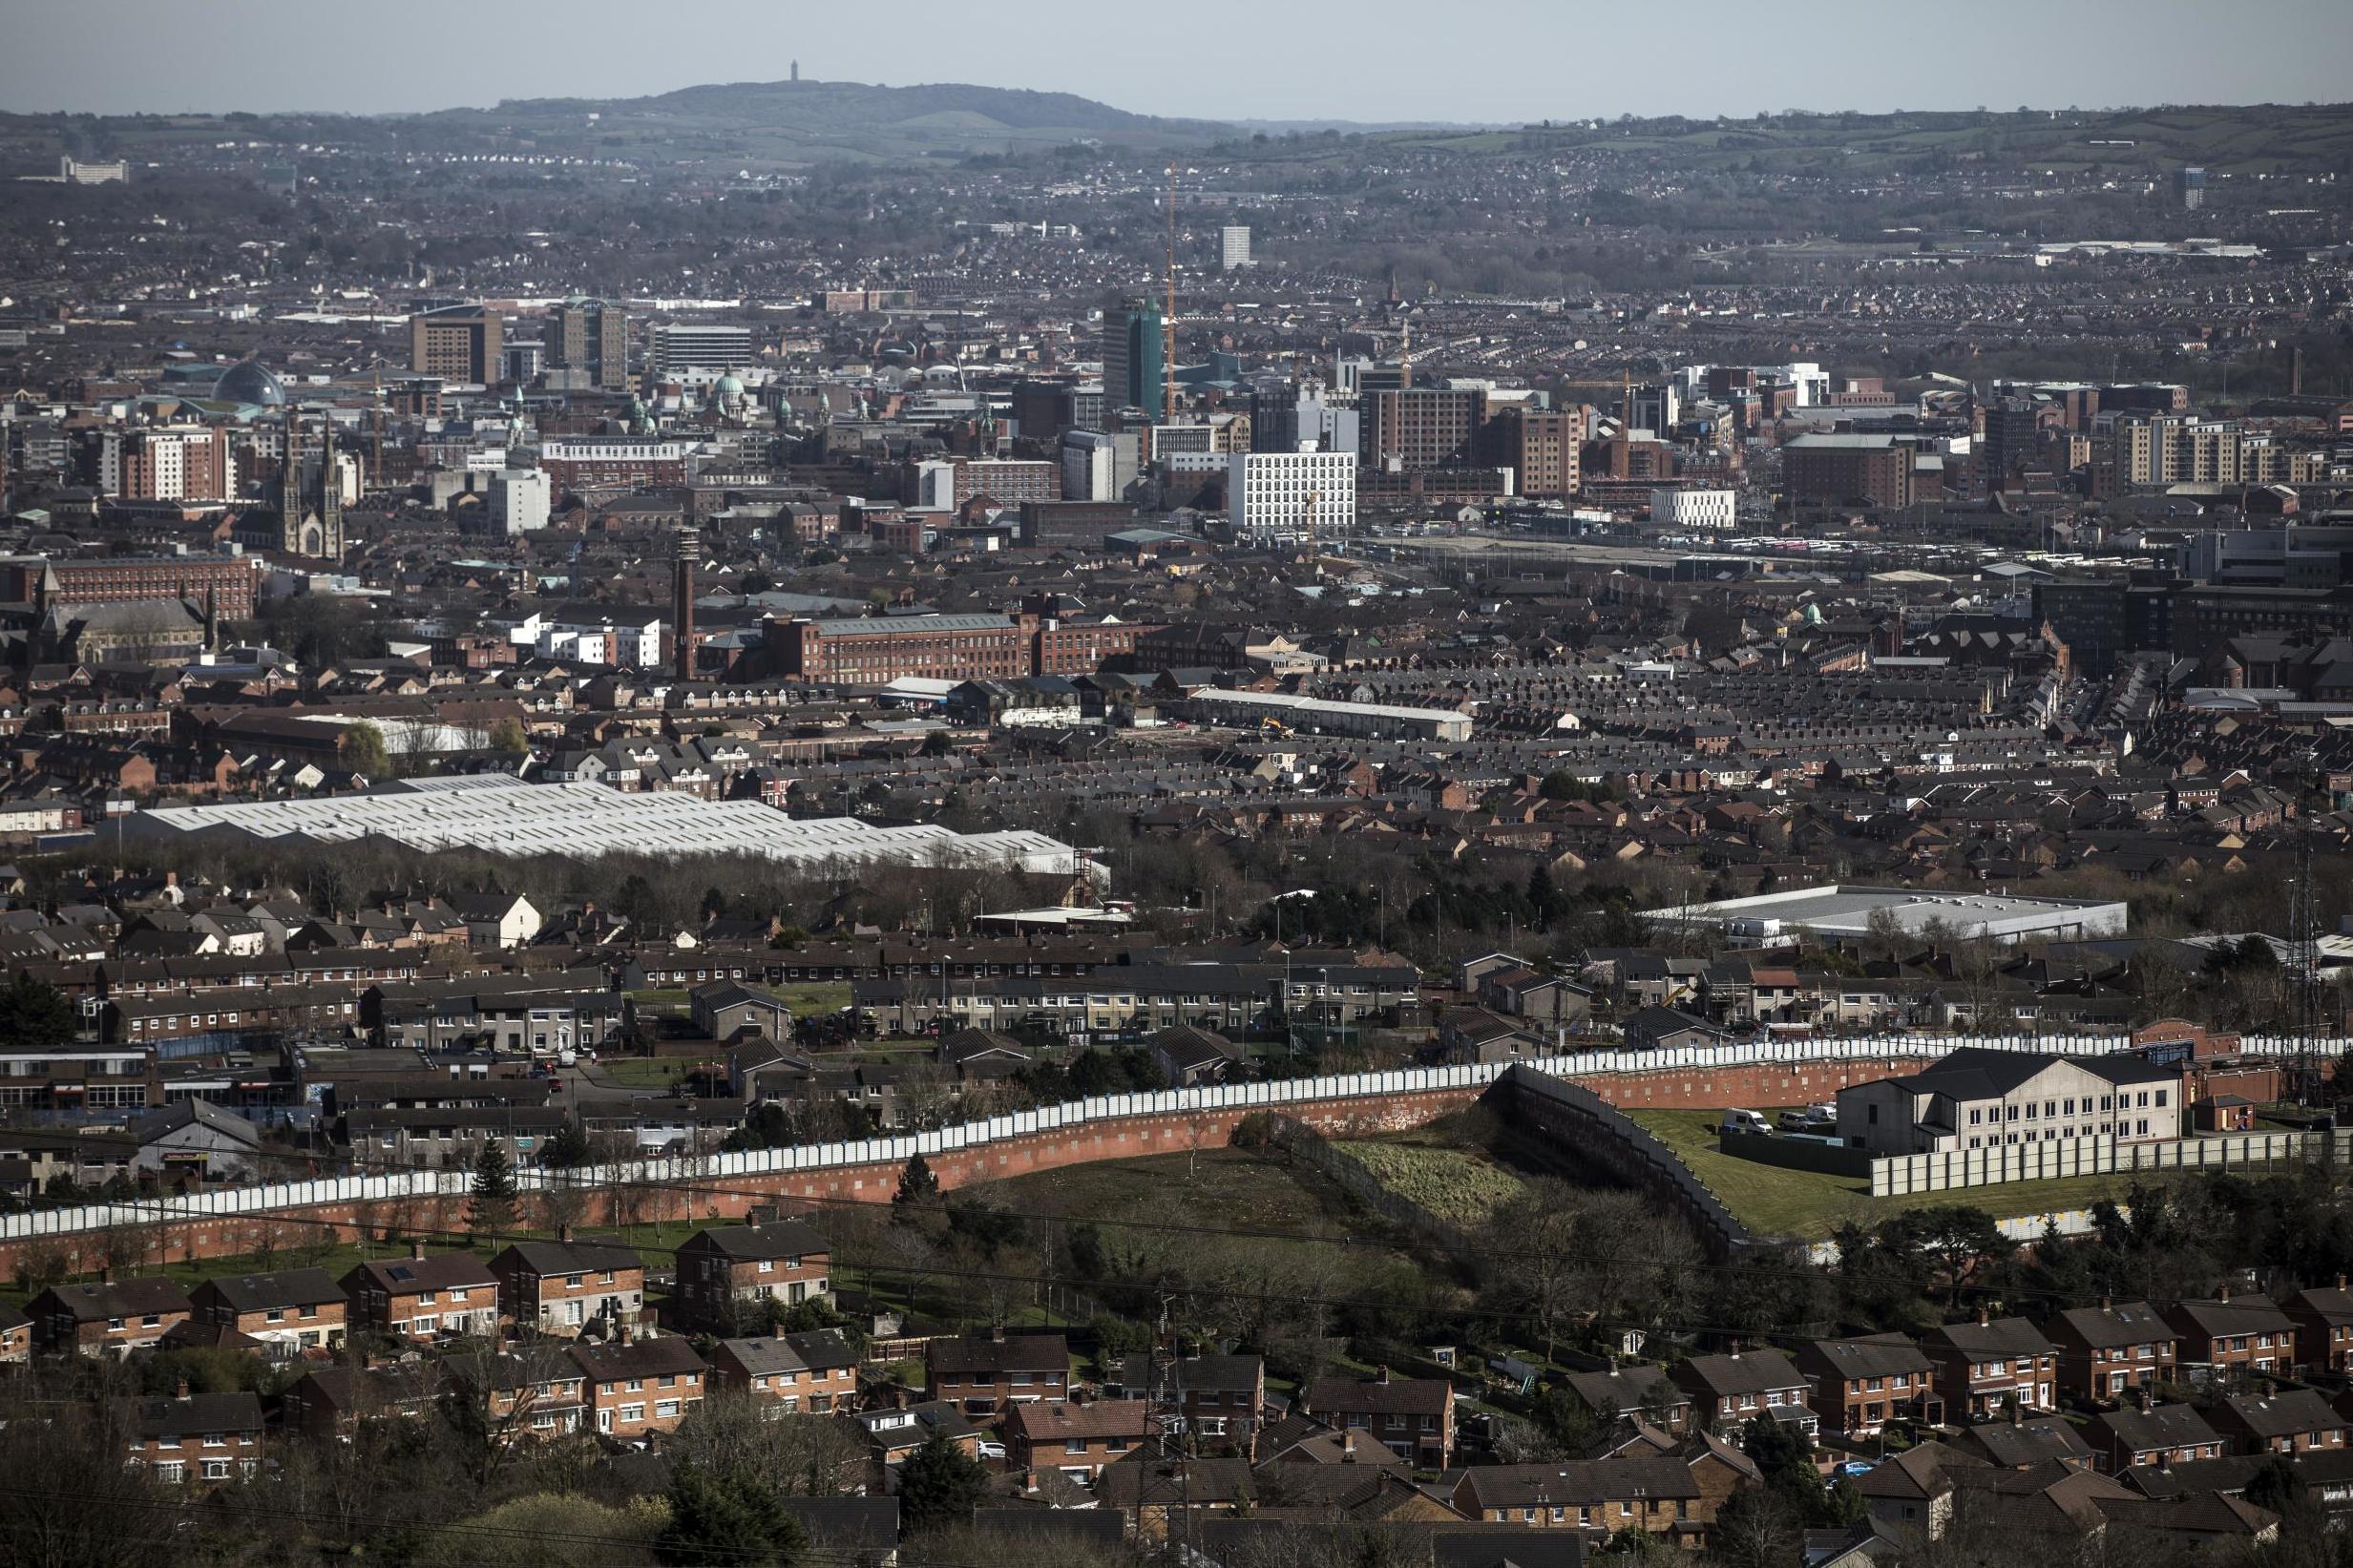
[978,1147,1363,1242]
[1628,1108,2165,1242]
[1333,1139,1527,1224]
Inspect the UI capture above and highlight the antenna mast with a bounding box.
[1164,164,1178,424]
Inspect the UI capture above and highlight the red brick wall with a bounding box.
[0,1066,1938,1277]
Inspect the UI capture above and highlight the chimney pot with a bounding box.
[1376,1365,1390,1384]
[991,1323,1005,1344]
[2219,1285,2231,1302]
[558,1224,573,1244]
[175,1378,190,1401]
[411,1239,427,1261]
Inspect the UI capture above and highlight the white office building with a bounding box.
[1221,225,1252,271]
[1060,430,1120,502]
[1651,488,1736,530]
[491,469,552,535]
[1229,446,1355,545]
[649,323,757,374]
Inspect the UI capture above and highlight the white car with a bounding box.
[977,1440,1007,1461]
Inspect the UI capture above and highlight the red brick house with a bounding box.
[187,1266,347,1355]
[1920,1316,2057,1417]
[281,1363,439,1440]
[122,1387,264,1486]
[1007,1398,1153,1479]
[489,1233,645,1338]
[2160,1292,2295,1380]
[2082,1401,2226,1472]
[928,1329,1071,1416]
[672,1221,831,1331]
[1795,1333,1939,1437]
[710,1328,861,1414]
[570,1331,709,1441]
[2213,1389,2349,1455]
[2041,1300,2179,1403]
[1119,1352,1267,1453]
[1448,1457,1706,1534]
[0,1303,28,1362]
[1669,1350,1817,1437]
[2283,1278,2353,1374]
[1298,1368,1456,1466]
[340,1245,502,1341]
[29,1276,194,1357]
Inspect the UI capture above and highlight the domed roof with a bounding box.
[214,358,285,408]
[714,373,746,396]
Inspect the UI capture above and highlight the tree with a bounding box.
[896,1427,989,1536]
[487,717,530,754]
[893,1152,939,1210]
[539,1118,592,1169]
[339,720,390,777]
[0,971,77,1047]
[656,1464,805,1566]
[468,1139,519,1237]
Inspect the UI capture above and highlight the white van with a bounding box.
[1718,1108,1771,1138]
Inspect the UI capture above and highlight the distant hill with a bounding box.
[417,77,1236,165]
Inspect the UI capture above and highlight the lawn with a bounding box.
[772,983,852,1015]
[1332,1139,1527,1224]
[600,1056,691,1088]
[1628,1108,2168,1242]
[977,1147,1365,1242]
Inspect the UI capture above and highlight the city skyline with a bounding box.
[8,0,2353,123]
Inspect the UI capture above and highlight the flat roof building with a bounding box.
[1646,884,2126,945]
[124,777,1101,884]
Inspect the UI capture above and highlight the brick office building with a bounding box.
[768,613,1028,684]
[1783,433,1918,510]
[538,439,694,491]
[3,554,262,619]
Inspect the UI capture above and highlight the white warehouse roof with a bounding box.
[1645,883,2126,943]
[128,778,1100,882]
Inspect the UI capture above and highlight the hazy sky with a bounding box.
[7,0,2349,122]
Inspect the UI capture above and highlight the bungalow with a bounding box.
[1147,1024,1244,1088]
[1621,1006,1730,1053]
